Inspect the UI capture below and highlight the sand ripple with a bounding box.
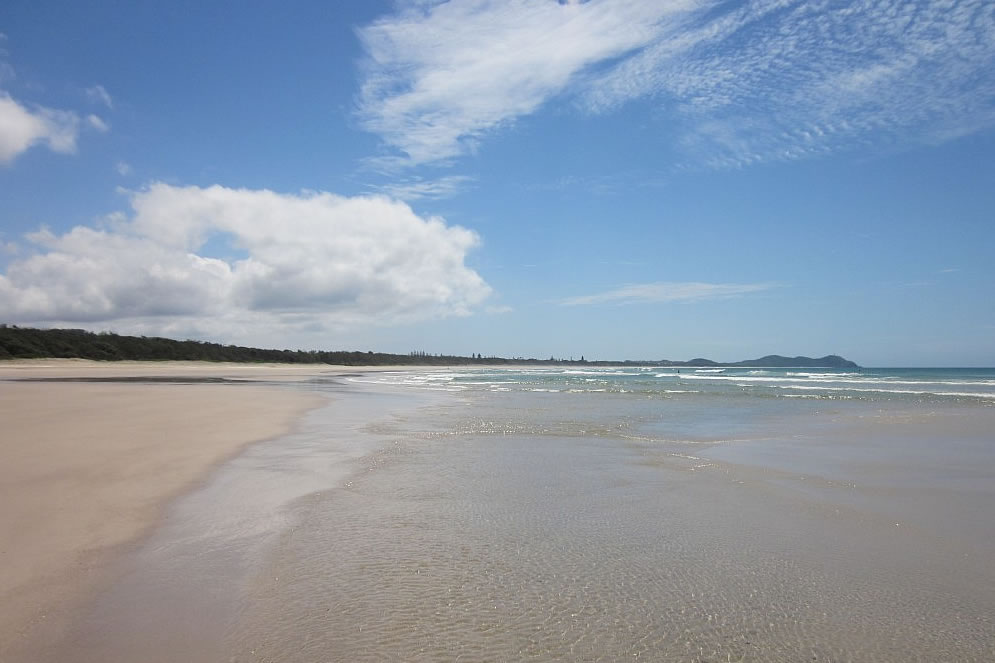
[230,407,995,662]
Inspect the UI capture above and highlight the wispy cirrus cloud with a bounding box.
[86,114,109,133]
[356,0,702,167]
[376,174,475,201]
[0,34,13,84]
[85,84,113,109]
[558,281,777,307]
[357,0,995,169]
[585,0,995,168]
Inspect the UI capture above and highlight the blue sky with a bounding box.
[1,0,993,366]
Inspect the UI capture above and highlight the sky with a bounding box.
[1,0,993,366]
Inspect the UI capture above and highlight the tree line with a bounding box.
[0,325,857,368]
[0,325,583,366]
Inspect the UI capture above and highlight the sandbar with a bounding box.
[0,360,336,660]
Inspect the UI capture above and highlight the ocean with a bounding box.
[352,365,995,403]
[55,366,995,662]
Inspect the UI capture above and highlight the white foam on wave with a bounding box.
[681,374,810,383]
[420,374,458,381]
[676,373,995,391]
[560,369,643,377]
[779,385,995,399]
[845,378,995,387]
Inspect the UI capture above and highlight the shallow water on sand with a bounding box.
[35,381,445,663]
[228,386,994,662]
[46,373,995,662]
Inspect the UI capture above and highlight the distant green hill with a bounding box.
[0,325,859,368]
[728,354,859,368]
[657,354,858,368]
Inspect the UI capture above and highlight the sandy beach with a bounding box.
[3,361,993,661]
[0,360,332,661]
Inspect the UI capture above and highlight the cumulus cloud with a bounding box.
[357,0,995,169]
[558,281,775,306]
[0,184,492,337]
[0,93,80,164]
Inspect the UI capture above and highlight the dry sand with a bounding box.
[0,360,340,659]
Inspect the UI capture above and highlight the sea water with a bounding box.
[351,365,995,403]
[219,366,994,661]
[49,367,995,661]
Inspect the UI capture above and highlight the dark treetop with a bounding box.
[0,326,859,369]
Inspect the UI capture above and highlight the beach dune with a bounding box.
[0,362,324,661]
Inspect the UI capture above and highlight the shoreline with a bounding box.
[5,361,992,660]
[0,357,422,378]
[0,360,342,661]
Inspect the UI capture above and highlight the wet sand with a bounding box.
[0,360,333,662]
[218,389,995,662]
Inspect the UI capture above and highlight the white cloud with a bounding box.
[86,114,109,132]
[358,0,995,169]
[115,160,132,176]
[0,93,80,164]
[85,84,113,109]
[0,184,492,337]
[377,175,474,200]
[558,281,775,306]
[356,0,703,166]
[586,0,995,167]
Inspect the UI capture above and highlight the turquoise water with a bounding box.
[352,365,995,404]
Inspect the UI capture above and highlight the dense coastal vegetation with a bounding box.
[0,325,859,368]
